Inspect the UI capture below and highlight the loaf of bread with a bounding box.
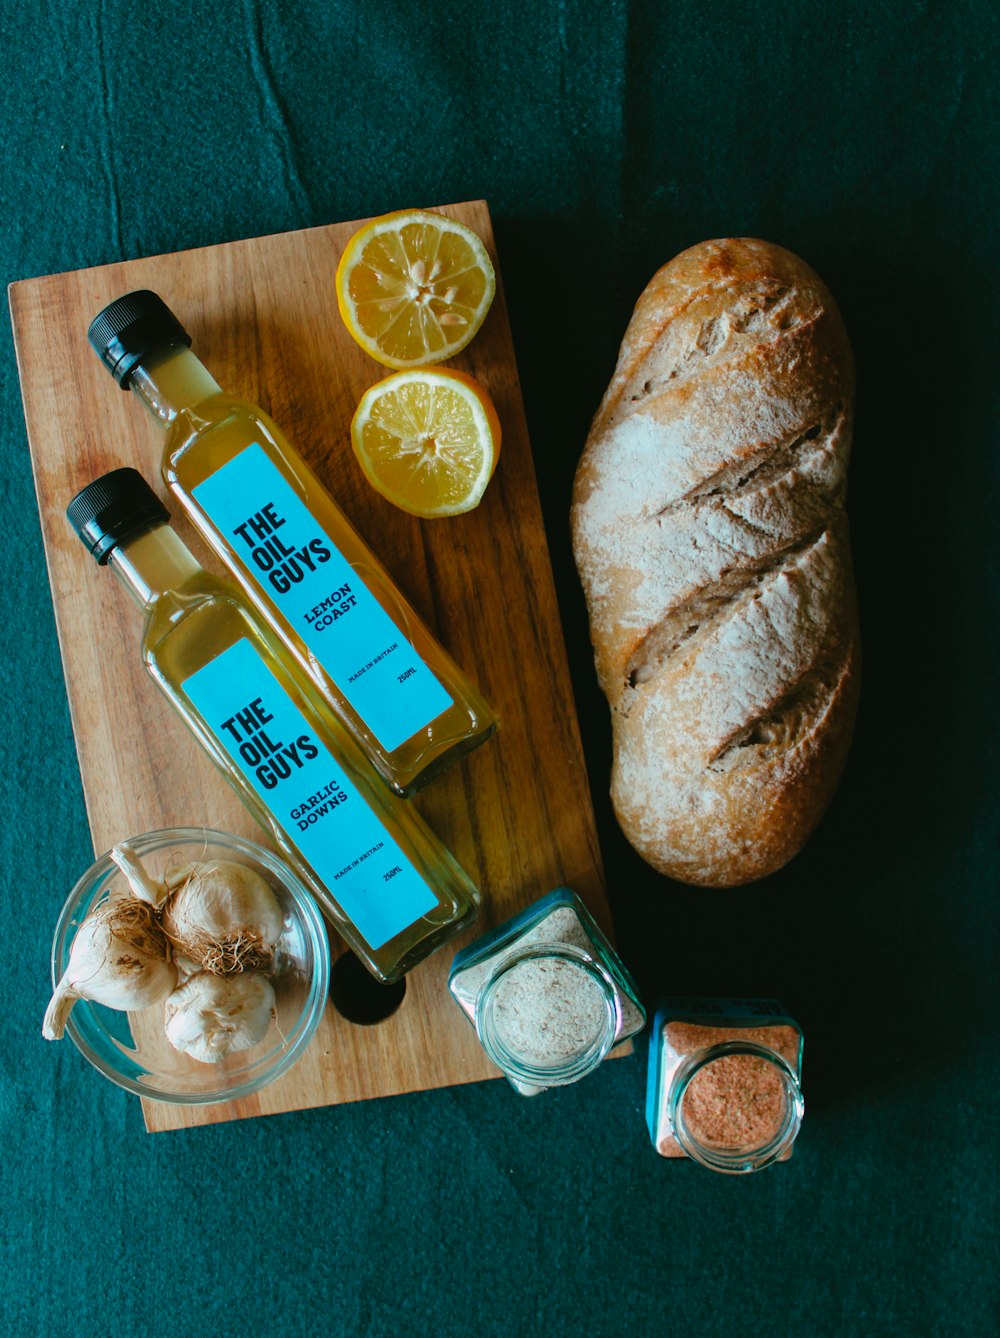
[572,238,859,886]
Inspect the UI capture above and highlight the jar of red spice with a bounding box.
[646,998,804,1174]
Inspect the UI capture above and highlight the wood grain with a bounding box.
[10,200,614,1132]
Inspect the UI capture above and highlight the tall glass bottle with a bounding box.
[87,291,497,796]
[66,468,479,983]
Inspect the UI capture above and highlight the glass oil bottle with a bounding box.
[87,290,497,796]
[66,468,480,983]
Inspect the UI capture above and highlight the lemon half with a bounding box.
[350,369,501,517]
[337,209,496,368]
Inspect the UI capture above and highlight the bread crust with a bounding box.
[572,238,860,886]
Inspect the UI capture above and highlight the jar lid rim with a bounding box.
[668,1040,804,1173]
[476,945,622,1086]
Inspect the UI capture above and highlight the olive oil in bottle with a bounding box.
[66,468,480,983]
[87,290,497,796]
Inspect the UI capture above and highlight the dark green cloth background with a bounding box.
[2,2,997,1334]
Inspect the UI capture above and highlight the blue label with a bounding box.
[192,443,453,751]
[183,639,438,949]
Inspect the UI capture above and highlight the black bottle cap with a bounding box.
[66,468,170,564]
[87,290,191,389]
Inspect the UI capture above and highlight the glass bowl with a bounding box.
[50,827,331,1104]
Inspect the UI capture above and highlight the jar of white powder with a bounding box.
[646,998,804,1173]
[448,889,645,1096]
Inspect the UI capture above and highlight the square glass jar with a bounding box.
[646,997,804,1173]
[449,888,645,1096]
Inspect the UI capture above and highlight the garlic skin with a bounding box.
[160,861,285,975]
[163,971,277,1064]
[109,842,168,908]
[43,898,176,1041]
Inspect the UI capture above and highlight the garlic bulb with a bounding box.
[43,896,176,1040]
[109,842,285,976]
[160,860,285,975]
[163,971,277,1063]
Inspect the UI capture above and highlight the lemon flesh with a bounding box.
[352,371,499,517]
[339,211,496,368]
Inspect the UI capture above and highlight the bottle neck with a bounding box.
[108,522,202,607]
[475,945,621,1089]
[129,345,222,427]
[667,1041,804,1174]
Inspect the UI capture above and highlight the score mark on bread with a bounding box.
[572,238,860,887]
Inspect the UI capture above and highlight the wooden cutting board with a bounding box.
[10,200,612,1133]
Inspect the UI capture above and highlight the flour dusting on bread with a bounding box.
[572,238,859,886]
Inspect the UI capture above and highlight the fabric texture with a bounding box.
[1,2,997,1334]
